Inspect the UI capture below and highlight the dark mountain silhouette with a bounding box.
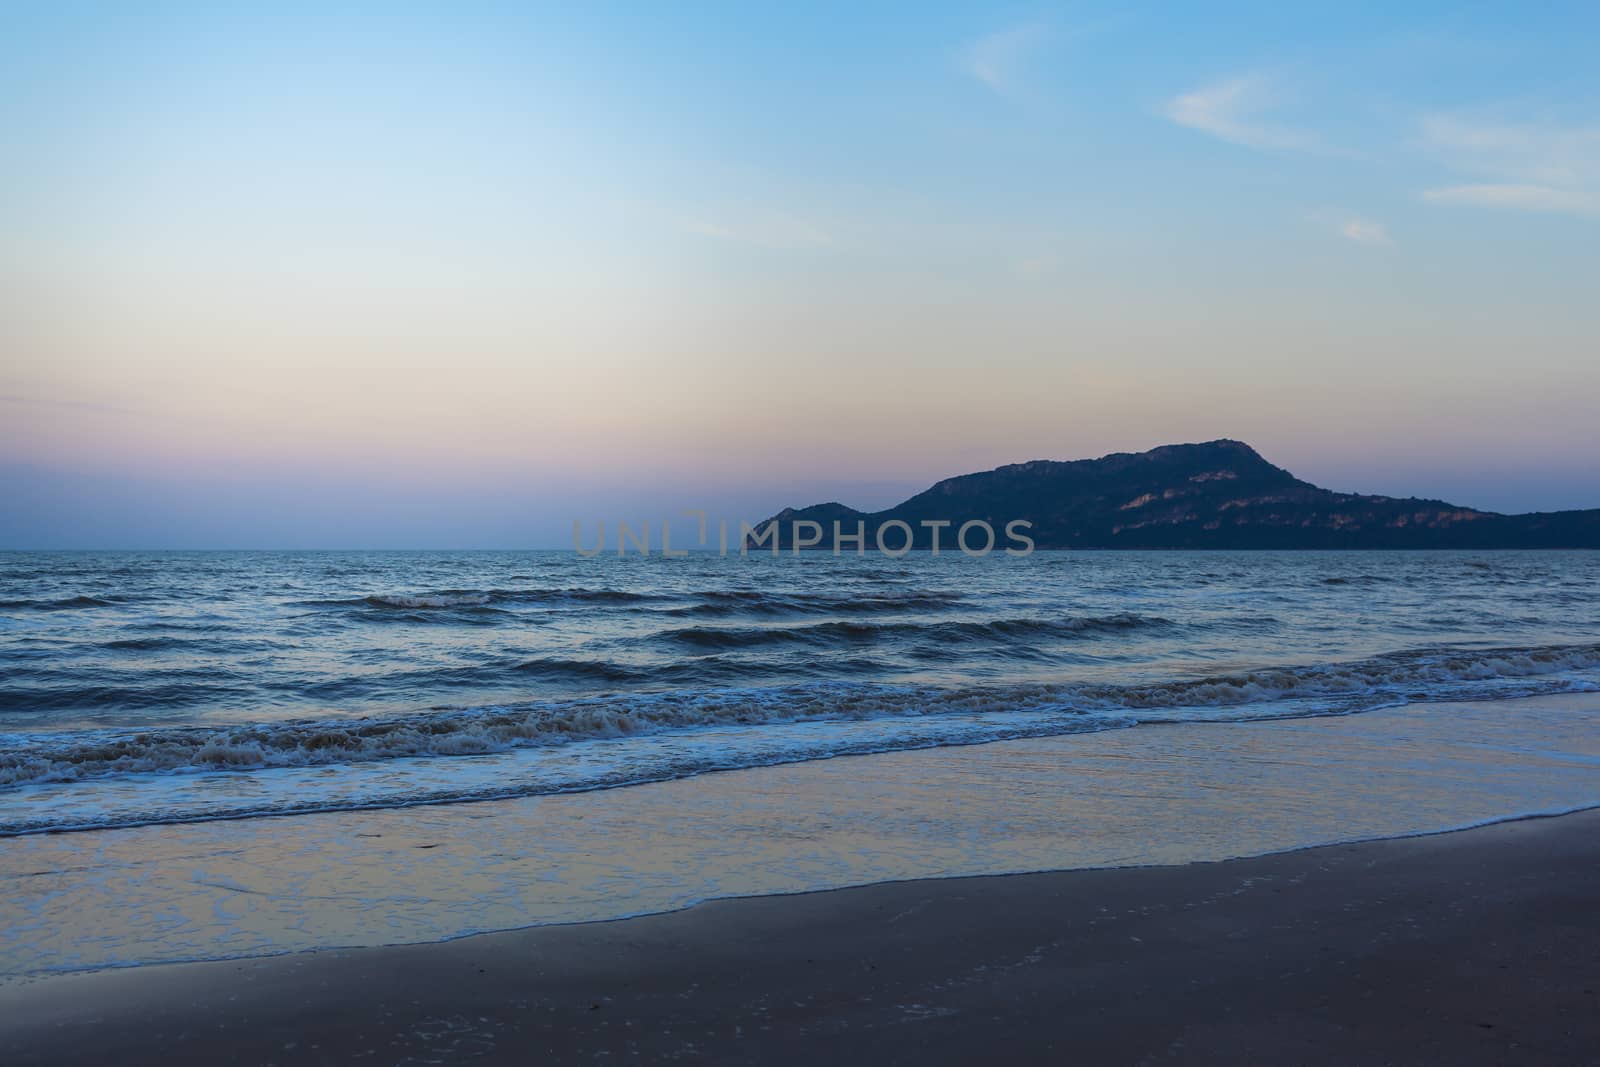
[748,440,1600,550]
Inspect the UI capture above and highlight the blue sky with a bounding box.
[2,2,1598,546]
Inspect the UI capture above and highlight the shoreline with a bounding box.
[5,807,1598,1064]
[5,691,1599,979]
[0,690,1579,843]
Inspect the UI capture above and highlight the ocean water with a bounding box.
[2,549,1599,836]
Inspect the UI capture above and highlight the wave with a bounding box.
[658,612,1167,649]
[0,652,901,719]
[97,635,255,653]
[298,588,664,610]
[0,679,257,714]
[506,654,892,687]
[299,588,972,625]
[5,641,1596,796]
[367,592,491,609]
[663,590,965,618]
[1089,643,1600,711]
[0,595,121,611]
[101,636,186,651]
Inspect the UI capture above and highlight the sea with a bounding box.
[3,549,1599,839]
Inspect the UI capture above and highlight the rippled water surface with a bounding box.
[2,550,1598,833]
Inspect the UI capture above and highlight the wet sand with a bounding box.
[4,808,1598,1065]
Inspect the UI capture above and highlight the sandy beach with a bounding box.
[4,808,1598,1065]
[5,693,1600,977]
[4,692,1600,1064]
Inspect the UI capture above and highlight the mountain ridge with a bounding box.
[749,440,1600,550]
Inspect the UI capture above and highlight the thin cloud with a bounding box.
[1421,115,1598,185]
[1162,76,1317,151]
[1340,218,1393,245]
[1308,210,1395,247]
[962,23,1046,94]
[1422,184,1599,217]
[1420,115,1600,219]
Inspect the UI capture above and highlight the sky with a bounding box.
[2,2,1598,547]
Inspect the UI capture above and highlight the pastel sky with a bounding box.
[3,2,1598,547]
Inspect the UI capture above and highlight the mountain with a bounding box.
[748,440,1600,550]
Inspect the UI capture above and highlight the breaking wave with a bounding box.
[5,642,1596,799]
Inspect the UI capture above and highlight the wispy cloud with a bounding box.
[1340,218,1393,245]
[1420,114,1600,219]
[1162,76,1317,151]
[962,23,1046,94]
[1422,184,1599,217]
[1420,115,1598,185]
[1308,210,1395,247]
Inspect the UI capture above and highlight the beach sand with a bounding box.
[4,692,1599,1063]
[6,693,1600,978]
[3,808,1598,1064]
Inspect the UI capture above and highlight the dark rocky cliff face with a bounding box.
[747,440,1600,550]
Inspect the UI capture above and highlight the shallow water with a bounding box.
[2,550,1599,833]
